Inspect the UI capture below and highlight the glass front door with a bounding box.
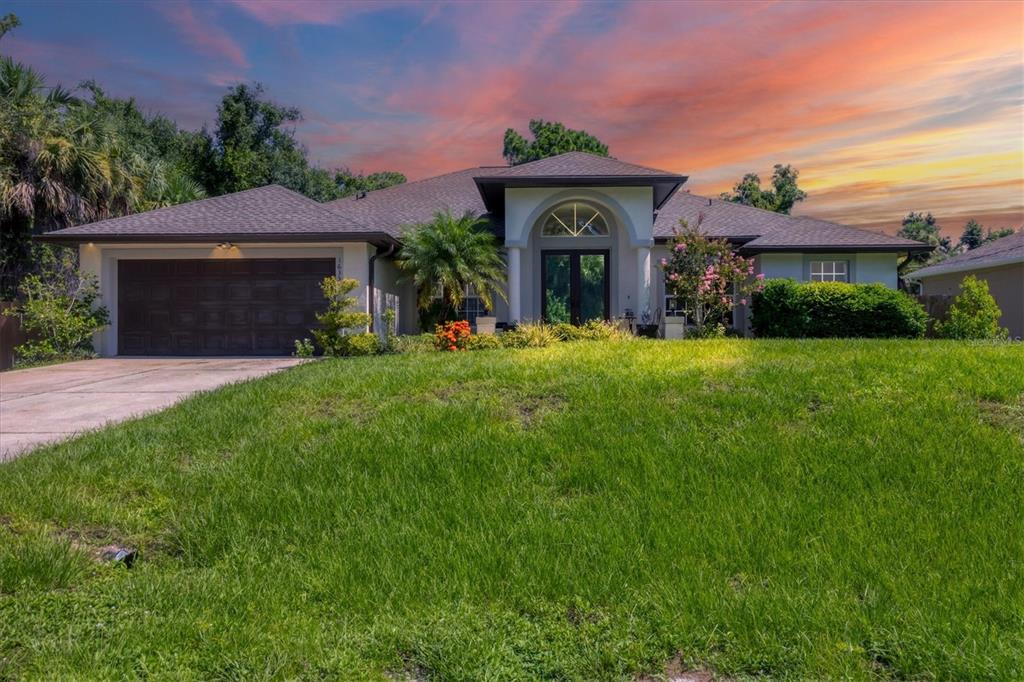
[542,251,609,324]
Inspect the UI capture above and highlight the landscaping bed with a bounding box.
[1,340,1022,679]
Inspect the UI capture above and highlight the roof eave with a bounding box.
[34,231,401,248]
[739,244,934,255]
[906,254,1024,279]
[473,174,687,215]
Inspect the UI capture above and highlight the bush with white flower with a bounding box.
[660,215,765,336]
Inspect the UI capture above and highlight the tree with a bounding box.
[0,56,152,296]
[935,275,1007,340]
[959,219,985,251]
[659,216,765,337]
[334,169,406,197]
[959,219,1016,251]
[897,212,950,275]
[720,164,807,214]
[396,210,507,323]
[502,119,609,165]
[0,13,19,40]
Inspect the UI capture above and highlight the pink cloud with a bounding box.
[228,0,393,26]
[153,2,248,69]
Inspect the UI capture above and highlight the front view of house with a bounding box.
[41,152,929,356]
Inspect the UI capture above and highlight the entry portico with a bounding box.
[472,155,687,325]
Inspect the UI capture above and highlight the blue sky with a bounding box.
[5,0,1022,233]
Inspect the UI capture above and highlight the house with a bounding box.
[907,230,1023,339]
[39,152,930,356]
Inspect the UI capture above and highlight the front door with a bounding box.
[541,251,609,324]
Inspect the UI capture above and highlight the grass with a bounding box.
[0,339,1022,680]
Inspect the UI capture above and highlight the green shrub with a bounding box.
[343,333,381,356]
[579,319,633,341]
[292,338,315,358]
[500,322,557,348]
[391,333,437,353]
[935,276,1008,340]
[548,320,631,342]
[466,333,502,351]
[311,277,376,356]
[752,279,927,338]
[15,250,109,364]
[550,322,584,341]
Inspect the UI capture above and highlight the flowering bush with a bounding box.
[660,215,765,335]
[435,320,471,351]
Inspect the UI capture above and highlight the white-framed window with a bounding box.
[434,285,489,324]
[541,201,610,237]
[810,260,849,282]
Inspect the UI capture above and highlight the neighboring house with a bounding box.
[907,231,1023,340]
[40,152,930,356]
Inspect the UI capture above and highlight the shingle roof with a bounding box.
[908,230,1024,279]
[40,185,377,242]
[36,152,932,254]
[653,192,926,251]
[741,216,927,251]
[475,151,678,178]
[654,192,797,238]
[324,167,493,238]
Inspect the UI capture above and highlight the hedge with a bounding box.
[751,279,927,338]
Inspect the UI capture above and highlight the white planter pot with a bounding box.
[664,317,686,340]
[475,316,497,335]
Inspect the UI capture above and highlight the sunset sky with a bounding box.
[6,0,1022,235]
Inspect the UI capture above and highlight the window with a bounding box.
[810,260,848,282]
[541,201,609,237]
[434,285,489,324]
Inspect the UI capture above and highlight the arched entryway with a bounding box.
[533,200,614,324]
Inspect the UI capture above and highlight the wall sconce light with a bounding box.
[217,242,234,249]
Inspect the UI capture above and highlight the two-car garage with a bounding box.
[117,258,335,356]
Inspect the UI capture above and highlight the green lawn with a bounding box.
[1,340,1022,680]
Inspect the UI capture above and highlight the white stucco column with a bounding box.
[507,246,522,323]
[636,246,652,320]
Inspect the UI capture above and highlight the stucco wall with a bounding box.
[918,263,1024,340]
[373,256,418,335]
[757,252,899,288]
[79,242,380,356]
[503,186,654,322]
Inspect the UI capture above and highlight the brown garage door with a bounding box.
[118,258,335,356]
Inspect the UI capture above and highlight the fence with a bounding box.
[0,302,27,370]
[917,294,953,338]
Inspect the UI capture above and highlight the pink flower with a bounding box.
[660,258,668,267]
[755,273,765,281]
[674,243,686,252]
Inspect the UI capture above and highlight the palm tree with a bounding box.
[396,210,507,322]
[0,56,149,296]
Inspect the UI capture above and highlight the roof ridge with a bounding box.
[497,150,678,176]
[49,184,297,231]
[324,166,483,206]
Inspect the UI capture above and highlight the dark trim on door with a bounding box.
[540,249,611,324]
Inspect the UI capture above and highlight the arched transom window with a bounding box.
[541,201,610,237]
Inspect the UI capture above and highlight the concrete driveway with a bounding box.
[0,358,305,461]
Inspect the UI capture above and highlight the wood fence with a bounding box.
[917,294,953,338]
[0,302,27,370]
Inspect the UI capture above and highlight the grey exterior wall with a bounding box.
[918,263,1024,340]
